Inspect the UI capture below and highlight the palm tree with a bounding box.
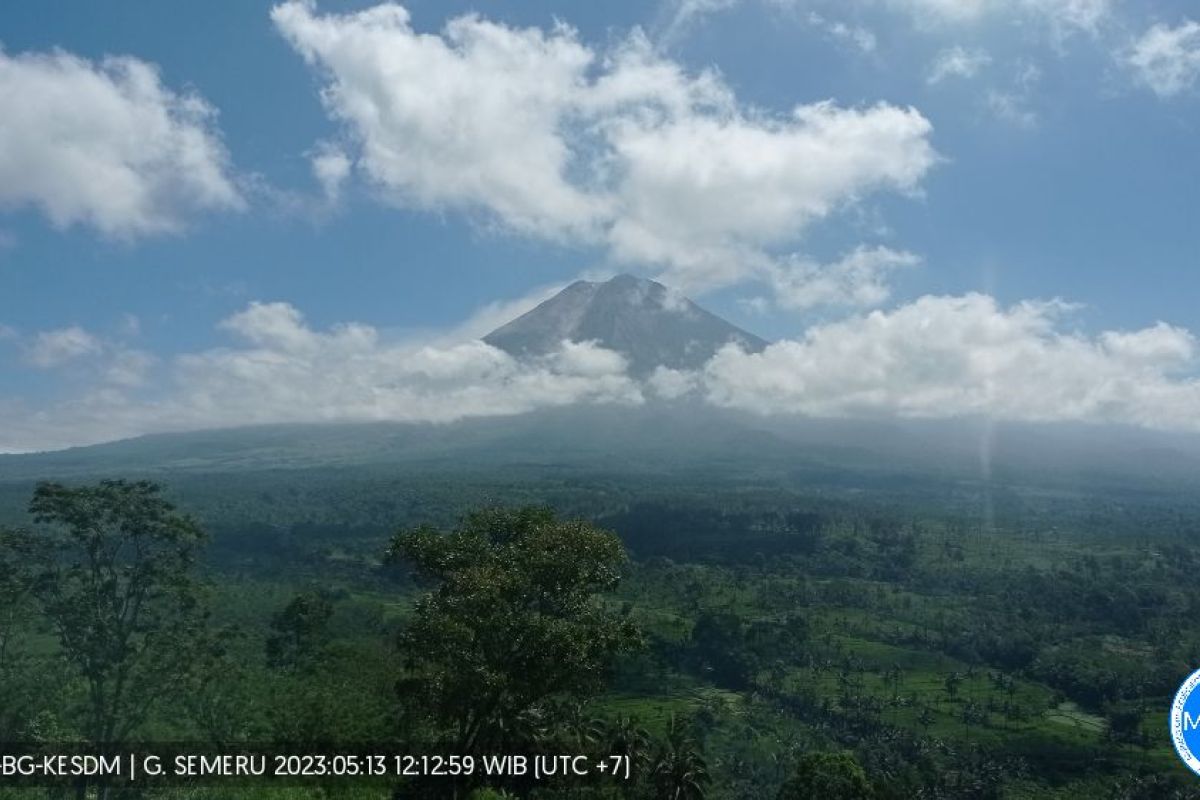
[489,704,550,753]
[650,714,711,800]
[607,715,653,776]
[556,700,605,752]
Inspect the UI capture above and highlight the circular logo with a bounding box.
[1171,668,1200,776]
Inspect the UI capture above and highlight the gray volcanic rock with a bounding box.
[483,274,769,374]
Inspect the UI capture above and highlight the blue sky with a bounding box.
[1,0,1199,450]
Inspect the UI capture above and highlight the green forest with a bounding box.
[2,465,1199,799]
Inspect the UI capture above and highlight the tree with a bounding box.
[606,715,653,777]
[1105,706,1145,745]
[0,527,49,741]
[650,715,710,800]
[944,671,963,703]
[387,507,641,756]
[12,481,216,751]
[777,752,874,800]
[265,589,335,670]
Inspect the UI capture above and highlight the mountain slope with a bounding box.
[484,274,768,374]
[3,408,1199,500]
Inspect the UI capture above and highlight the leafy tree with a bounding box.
[387,507,641,755]
[265,589,335,669]
[11,481,217,749]
[0,527,47,740]
[1105,706,1145,745]
[777,752,874,800]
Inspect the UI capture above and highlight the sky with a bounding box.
[1,0,1199,452]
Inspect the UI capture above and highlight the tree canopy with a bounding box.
[387,507,642,756]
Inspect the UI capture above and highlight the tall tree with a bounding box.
[650,715,710,800]
[265,589,335,670]
[387,507,641,757]
[0,527,47,740]
[13,481,216,750]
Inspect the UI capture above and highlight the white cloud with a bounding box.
[666,3,876,54]
[927,46,991,84]
[1101,323,1197,366]
[1126,20,1200,98]
[1027,0,1112,36]
[103,348,156,388]
[888,0,988,25]
[272,2,606,240]
[886,0,1111,33]
[310,143,352,203]
[804,13,877,53]
[699,294,1200,432]
[986,90,1038,128]
[659,0,741,47]
[188,303,641,426]
[22,324,156,387]
[25,326,102,368]
[0,47,243,238]
[4,293,1200,452]
[766,246,920,310]
[985,61,1041,128]
[606,101,936,291]
[0,302,644,452]
[272,2,938,305]
[659,0,1115,62]
[544,338,630,377]
[647,365,701,399]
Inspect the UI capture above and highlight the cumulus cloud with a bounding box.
[271,1,938,305]
[0,302,644,452]
[0,47,243,238]
[272,2,606,240]
[1126,20,1200,98]
[699,294,1200,432]
[189,303,640,426]
[766,246,920,311]
[927,46,991,84]
[606,101,935,291]
[5,292,1200,453]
